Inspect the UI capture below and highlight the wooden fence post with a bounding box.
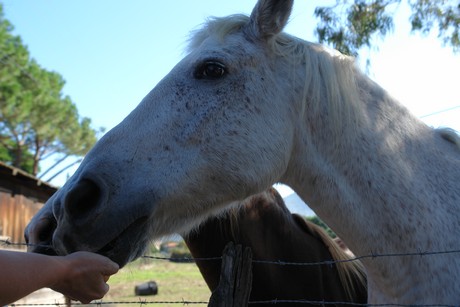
[65,295,71,307]
[208,242,253,307]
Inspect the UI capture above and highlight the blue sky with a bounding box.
[2,1,459,195]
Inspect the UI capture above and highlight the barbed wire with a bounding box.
[252,248,460,267]
[249,301,459,307]
[3,239,460,267]
[10,299,209,306]
[8,299,460,306]
[0,239,55,252]
[4,239,460,306]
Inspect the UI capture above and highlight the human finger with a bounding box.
[101,258,119,276]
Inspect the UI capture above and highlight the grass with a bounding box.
[102,255,211,306]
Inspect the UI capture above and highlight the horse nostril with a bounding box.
[38,218,57,242]
[65,179,101,219]
[25,216,57,255]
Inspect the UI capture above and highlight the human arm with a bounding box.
[0,250,119,305]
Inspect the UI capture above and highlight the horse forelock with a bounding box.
[186,14,250,53]
[187,14,365,142]
[292,215,367,301]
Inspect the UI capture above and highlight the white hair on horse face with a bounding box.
[187,15,250,54]
[188,14,366,146]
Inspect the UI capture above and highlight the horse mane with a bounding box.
[291,214,367,301]
[188,14,365,140]
[189,14,460,152]
[223,188,366,301]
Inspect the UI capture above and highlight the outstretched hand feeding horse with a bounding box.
[25,0,460,304]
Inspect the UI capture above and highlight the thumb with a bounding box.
[102,259,119,276]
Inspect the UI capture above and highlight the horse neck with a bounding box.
[284,71,460,296]
[184,213,235,291]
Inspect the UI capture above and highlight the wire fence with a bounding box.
[2,239,460,307]
[8,301,460,307]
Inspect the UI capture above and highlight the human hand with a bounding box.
[50,251,119,303]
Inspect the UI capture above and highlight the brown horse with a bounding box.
[184,188,367,306]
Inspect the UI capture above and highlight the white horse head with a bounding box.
[26,0,298,265]
[26,0,460,303]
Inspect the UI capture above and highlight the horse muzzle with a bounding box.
[25,178,151,267]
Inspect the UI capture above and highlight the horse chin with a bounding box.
[47,216,150,267]
[95,216,150,267]
[29,243,59,256]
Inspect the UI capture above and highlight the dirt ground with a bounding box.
[12,288,66,306]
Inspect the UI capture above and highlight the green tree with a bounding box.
[314,0,460,56]
[0,4,99,178]
[0,139,34,172]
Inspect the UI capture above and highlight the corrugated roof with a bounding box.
[0,161,58,190]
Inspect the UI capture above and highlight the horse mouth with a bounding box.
[96,216,149,267]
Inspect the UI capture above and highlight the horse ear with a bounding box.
[247,0,293,40]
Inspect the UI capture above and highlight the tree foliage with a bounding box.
[307,216,337,238]
[0,4,99,178]
[314,0,460,56]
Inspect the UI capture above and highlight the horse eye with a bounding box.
[195,61,227,80]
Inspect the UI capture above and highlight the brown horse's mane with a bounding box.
[290,213,367,301]
[222,188,367,301]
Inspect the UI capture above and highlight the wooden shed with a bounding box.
[0,161,58,248]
